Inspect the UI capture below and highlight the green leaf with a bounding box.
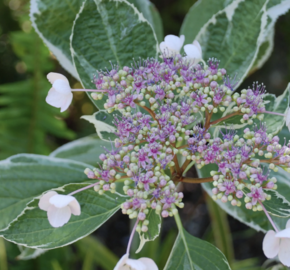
[30,0,83,78]
[187,0,269,88]
[71,0,158,109]
[136,209,161,253]
[200,164,288,233]
[1,183,126,249]
[81,111,117,141]
[180,0,233,45]
[0,154,91,231]
[164,214,231,270]
[263,190,290,218]
[260,84,289,135]
[50,134,111,166]
[251,0,290,72]
[127,0,163,43]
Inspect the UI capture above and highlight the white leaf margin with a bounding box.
[30,0,81,79]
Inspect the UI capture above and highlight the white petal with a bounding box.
[46,88,67,108]
[38,191,57,211]
[184,44,202,59]
[47,72,69,84]
[138,258,158,270]
[49,194,76,208]
[286,219,290,229]
[126,259,146,270]
[69,199,81,216]
[276,228,290,238]
[193,40,202,54]
[60,92,73,112]
[53,79,71,94]
[164,35,184,52]
[114,254,129,270]
[278,238,290,267]
[47,205,71,227]
[263,230,280,258]
[286,109,290,127]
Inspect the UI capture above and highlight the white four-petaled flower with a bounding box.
[46,72,73,112]
[159,35,185,57]
[263,219,290,266]
[39,191,81,228]
[184,40,202,62]
[114,254,158,270]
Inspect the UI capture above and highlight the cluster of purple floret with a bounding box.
[84,53,290,230]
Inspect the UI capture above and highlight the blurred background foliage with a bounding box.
[0,0,290,269]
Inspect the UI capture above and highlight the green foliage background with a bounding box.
[0,0,290,269]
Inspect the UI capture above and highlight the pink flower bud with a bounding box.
[138,212,146,220]
[236,190,243,198]
[162,210,169,218]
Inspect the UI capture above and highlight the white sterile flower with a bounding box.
[184,40,202,62]
[114,254,158,270]
[39,191,81,228]
[263,219,290,266]
[159,34,185,57]
[285,108,290,132]
[46,72,73,112]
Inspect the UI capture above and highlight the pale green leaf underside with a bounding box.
[50,134,111,166]
[71,0,158,109]
[1,183,126,249]
[0,154,91,231]
[164,227,231,270]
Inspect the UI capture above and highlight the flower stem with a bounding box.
[209,112,241,126]
[258,201,279,232]
[71,89,108,92]
[68,182,99,196]
[182,176,213,183]
[126,218,139,255]
[262,111,285,117]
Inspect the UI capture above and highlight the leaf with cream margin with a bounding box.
[0,154,92,231]
[136,209,161,253]
[50,134,111,166]
[127,0,163,43]
[1,183,127,249]
[182,0,269,90]
[30,0,83,79]
[81,111,117,141]
[251,0,290,72]
[70,0,158,109]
